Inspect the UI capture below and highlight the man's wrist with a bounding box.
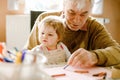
[92,52,99,65]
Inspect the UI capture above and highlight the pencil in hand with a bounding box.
[63,64,69,69]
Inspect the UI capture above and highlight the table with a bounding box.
[0,63,112,80]
[0,63,54,80]
[43,65,112,80]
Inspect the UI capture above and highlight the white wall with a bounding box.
[6,15,30,50]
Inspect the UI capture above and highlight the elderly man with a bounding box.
[24,0,120,68]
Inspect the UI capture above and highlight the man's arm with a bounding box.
[88,19,120,67]
[67,19,120,68]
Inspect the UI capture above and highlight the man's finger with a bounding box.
[67,48,82,65]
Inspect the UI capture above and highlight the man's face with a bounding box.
[63,0,92,31]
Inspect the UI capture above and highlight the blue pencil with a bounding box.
[63,64,69,69]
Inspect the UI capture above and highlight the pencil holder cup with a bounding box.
[12,49,53,80]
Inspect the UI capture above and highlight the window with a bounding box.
[92,0,103,15]
[24,0,63,14]
[24,0,103,15]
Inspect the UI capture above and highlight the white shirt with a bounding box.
[32,42,71,65]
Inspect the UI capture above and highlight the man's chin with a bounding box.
[69,27,80,31]
[67,23,80,31]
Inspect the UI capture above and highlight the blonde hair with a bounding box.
[38,16,65,41]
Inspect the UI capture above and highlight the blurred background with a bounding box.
[0,0,120,50]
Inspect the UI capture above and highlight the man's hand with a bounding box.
[67,48,98,68]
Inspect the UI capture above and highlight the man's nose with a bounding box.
[73,15,81,23]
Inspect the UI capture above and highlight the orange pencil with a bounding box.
[92,72,106,77]
[51,73,66,77]
[74,70,89,73]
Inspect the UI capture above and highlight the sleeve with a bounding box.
[88,20,120,67]
[23,11,62,50]
[23,15,41,50]
[60,42,71,60]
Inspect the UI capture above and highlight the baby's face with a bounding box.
[39,26,59,50]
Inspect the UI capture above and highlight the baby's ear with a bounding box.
[57,38,61,43]
[57,39,60,42]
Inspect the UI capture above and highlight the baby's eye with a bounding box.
[41,32,44,35]
[48,34,53,36]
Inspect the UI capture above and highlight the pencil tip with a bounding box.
[63,64,69,69]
